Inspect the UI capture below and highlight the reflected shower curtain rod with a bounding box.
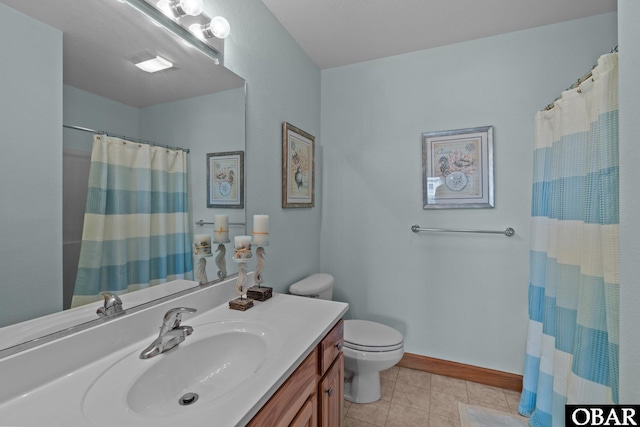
[543,45,618,111]
[63,124,190,153]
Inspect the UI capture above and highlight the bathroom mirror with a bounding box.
[0,0,246,354]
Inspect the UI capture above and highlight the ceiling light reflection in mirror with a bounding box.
[121,0,229,66]
[137,0,231,50]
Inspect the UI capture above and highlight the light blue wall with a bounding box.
[0,4,63,327]
[618,0,640,404]
[63,85,140,151]
[207,0,322,289]
[320,13,617,374]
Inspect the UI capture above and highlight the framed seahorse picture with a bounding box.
[422,126,494,209]
[207,150,244,208]
[282,122,315,208]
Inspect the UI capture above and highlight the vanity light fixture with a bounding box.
[122,0,224,64]
[154,0,230,40]
[134,55,173,73]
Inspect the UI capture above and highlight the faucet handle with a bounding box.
[97,292,124,317]
[162,307,197,329]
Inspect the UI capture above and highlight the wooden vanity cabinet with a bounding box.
[289,395,317,427]
[248,320,344,427]
[318,352,344,427]
[246,347,318,427]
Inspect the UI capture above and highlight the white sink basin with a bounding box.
[81,320,281,425]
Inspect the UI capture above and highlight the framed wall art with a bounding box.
[422,126,494,209]
[282,122,315,208]
[207,151,244,208]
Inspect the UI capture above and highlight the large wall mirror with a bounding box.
[0,0,246,354]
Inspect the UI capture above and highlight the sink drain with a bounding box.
[179,392,199,406]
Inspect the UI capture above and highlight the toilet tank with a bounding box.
[289,273,334,300]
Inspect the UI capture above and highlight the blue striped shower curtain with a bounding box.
[519,53,619,426]
[71,135,193,307]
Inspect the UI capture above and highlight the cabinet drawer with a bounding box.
[248,348,318,427]
[319,319,343,375]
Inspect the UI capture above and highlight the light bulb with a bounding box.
[156,0,174,17]
[176,0,203,17]
[188,23,207,41]
[209,16,230,39]
[191,17,231,40]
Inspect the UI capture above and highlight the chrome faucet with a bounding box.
[96,292,124,317]
[139,307,197,359]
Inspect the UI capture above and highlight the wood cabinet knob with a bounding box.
[335,342,343,351]
[326,387,334,397]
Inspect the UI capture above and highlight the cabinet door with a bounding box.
[248,349,318,427]
[319,353,344,427]
[289,395,317,427]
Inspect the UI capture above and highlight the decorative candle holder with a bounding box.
[247,243,272,301]
[195,257,208,285]
[193,239,213,285]
[229,257,254,311]
[214,241,229,279]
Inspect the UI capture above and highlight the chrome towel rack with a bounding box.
[411,224,515,237]
[195,220,246,227]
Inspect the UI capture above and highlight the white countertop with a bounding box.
[0,279,348,427]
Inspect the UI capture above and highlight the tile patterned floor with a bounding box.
[343,366,526,427]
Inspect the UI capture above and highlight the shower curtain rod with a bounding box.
[63,124,190,153]
[543,45,618,111]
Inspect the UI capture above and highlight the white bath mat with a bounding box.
[459,402,529,427]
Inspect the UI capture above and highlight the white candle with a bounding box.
[235,235,252,249]
[194,234,211,255]
[234,235,252,259]
[252,214,269,245]
[213,214,229,243]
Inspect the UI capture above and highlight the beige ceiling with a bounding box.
[260,0,617,69]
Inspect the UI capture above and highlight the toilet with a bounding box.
[289,273,404,404]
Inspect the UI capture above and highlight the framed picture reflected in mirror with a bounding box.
[207,151,244,208]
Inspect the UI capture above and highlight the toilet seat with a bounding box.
[344,320,404,352]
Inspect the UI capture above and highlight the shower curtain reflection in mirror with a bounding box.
[71,135,193,308]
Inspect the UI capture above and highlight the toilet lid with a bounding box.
[343,320,404,352]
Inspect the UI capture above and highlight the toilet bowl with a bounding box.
[342,319,404,403]
[289,274,404,404]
